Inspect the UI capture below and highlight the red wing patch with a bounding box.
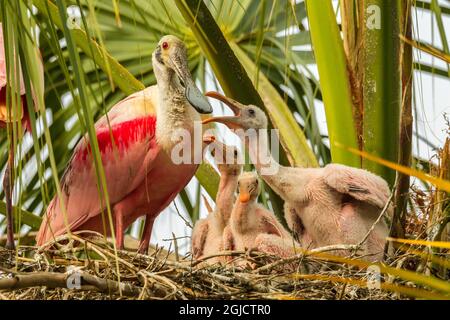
[75,116,157,162]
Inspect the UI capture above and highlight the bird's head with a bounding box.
[202,92,268,130]
[203,135,243,175]
[152,35,212,114]
[237,171,261,204]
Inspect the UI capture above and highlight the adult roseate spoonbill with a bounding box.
[222,172,293,264]
[203,92,391,261]
[191,137,242,263]
[36,36,212,253]
[1,23,44,250]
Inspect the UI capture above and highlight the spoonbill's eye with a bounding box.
[248,109,256,117]
[162,42,169,50]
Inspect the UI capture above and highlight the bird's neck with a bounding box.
[247,129,281,176]
[231,199,255,233]
[245,129,292,197]
[155,70,200,152]
[247,130,321,203]
[215,172,239,228]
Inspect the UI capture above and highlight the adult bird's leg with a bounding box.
[138,214,155,254]
[3,146,15,250]
[114,209,125,251]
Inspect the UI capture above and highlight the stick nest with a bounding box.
[1,232,437,300]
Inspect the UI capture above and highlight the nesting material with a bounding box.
[1,232,446,300]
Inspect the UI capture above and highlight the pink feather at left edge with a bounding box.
[0,23,44,131]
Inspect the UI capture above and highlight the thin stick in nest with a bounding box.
[0,271,144,297]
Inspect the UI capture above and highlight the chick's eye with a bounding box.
[248,109,255,116]
[162,42,169,50]
[234,150,238,157]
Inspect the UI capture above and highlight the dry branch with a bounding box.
[0,271,143,297]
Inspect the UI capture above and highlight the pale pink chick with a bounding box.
[223,172,296,266]
[282,164,391,261]
[204,92,392,262]
[191,138,242,264]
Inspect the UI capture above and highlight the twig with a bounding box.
[190,250,262,267]
[310,245,358,254]
[173,201,193,229]
[0,272,142,297]
[254,245,357,274]
[0,291,9,300]
[354,190,395,256]
[172,232,179,262]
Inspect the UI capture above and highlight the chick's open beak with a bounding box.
[202,92,244,128]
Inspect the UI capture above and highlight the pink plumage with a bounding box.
[0,23,44,129]
[36,87,198,251]
[36,35,213,252]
